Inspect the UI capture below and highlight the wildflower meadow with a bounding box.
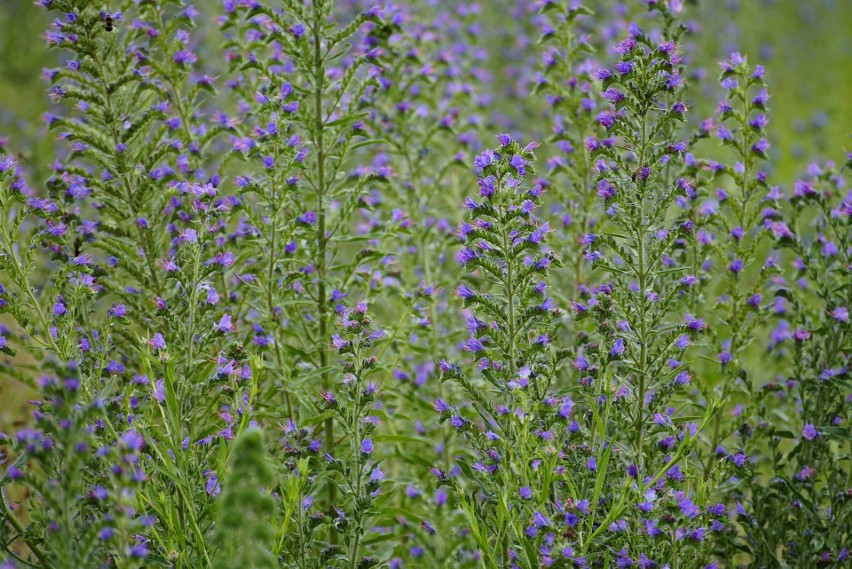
[0,0,849,567]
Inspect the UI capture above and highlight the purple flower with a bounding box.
[456,248,476,264]
[753,89,770,107]
[597,179,617,200]
[120,430,144,451]
[752,139,770,156]
[601,87,626,104]
[679,495,700,518]
[613,36,637,54]
[728,259,744,274]
[592,68,612,81]
[216,313,232,333]
[0,156,15,172]
[684,314,706,332]
[802,423,819,441]
[729,453,747,467]
[98,527,114,541]
[474,149,496,169]
[615,61,633,75]
[558,397,574,419]
[297,211,317,224]
[149,333,166,350]
[108,304,127,318]
[456,285,475,299]
[532,511,550,528]
[126,543,149,558]
[438,360,454,375]
[173,50,197,65]
[205,472,221,496]
[331,335,348,351]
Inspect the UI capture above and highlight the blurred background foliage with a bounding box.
[0,0,849,428]
[1,0,849,181]
[694,0,851,180]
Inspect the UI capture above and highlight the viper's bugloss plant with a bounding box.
[439,137,565,567]
[218,4,393,520]
[559,11,726,565]
[1,1,850,568]
[534,2,598,299]
[719,158,851,565]
[322,304,387,568]
[689,51,777,485]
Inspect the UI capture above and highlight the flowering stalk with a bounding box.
[323,304,386,569]
[261,415,325,565]
[573,15,723,564]
[726,159,851,564]
[439,137,565,566]
[695,52,777,481]
[356,6,489,545]
[1,137,132,569]
[220,1,389,469]
[0,371,109,569]
[585,18,699,473]
[534,2,597,298]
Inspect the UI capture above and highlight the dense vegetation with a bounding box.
[0,1,849,567]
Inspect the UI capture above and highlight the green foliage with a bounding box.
[213,428,277,569]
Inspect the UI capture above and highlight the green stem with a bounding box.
[0,487,51,567]
[311,0,336,523]
[634,110,649,472]
[0,223,62,357]
[499,177,517,378]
